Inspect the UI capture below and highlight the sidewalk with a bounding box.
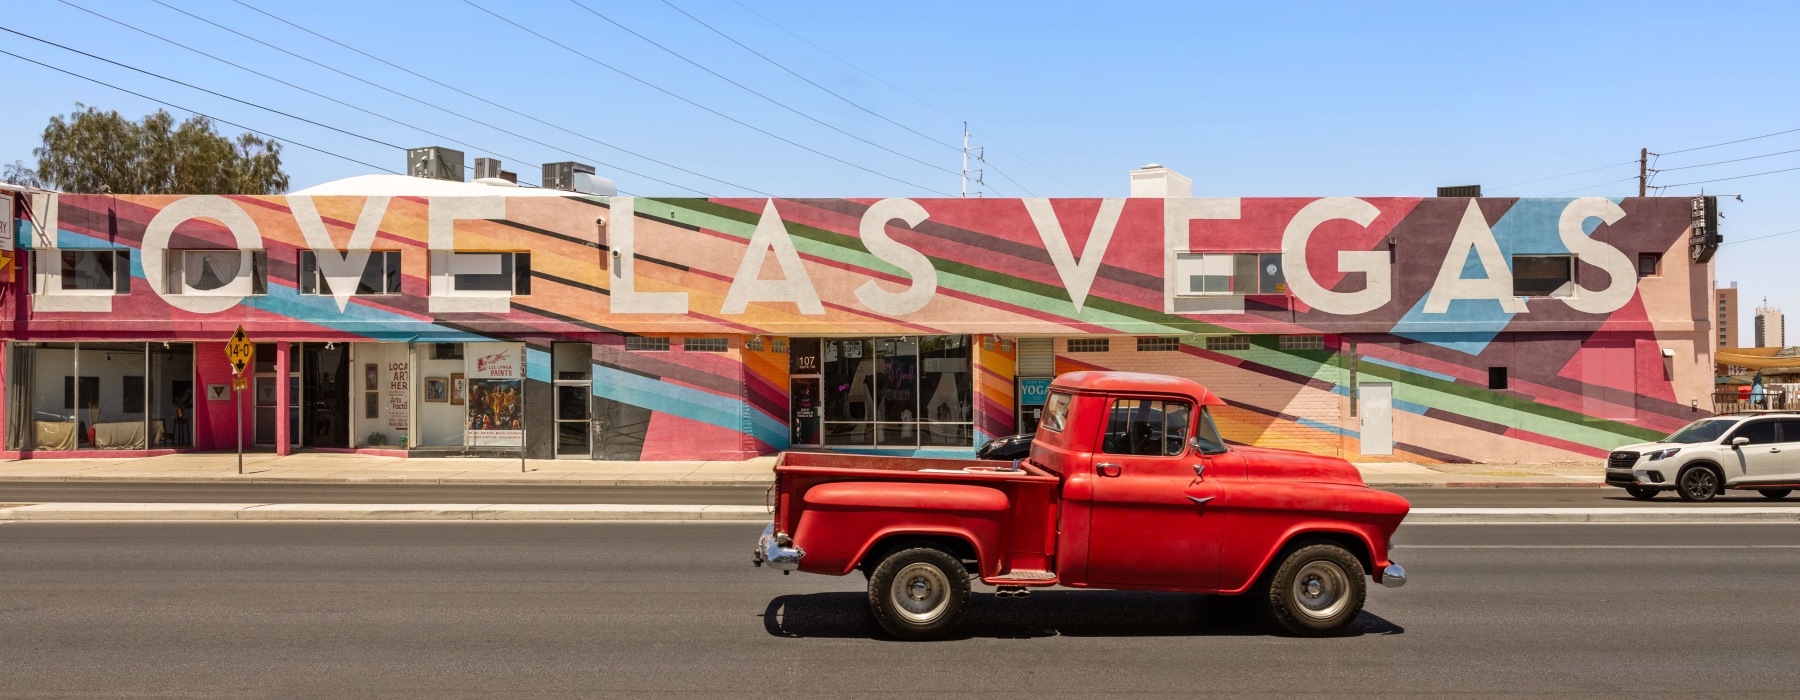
[0,452,1604,488]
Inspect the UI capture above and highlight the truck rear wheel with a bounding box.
[867,546,970,640]
[1261,542,1367,637]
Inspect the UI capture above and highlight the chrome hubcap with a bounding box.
[1291,560,1350,620]
[891,563,951,624]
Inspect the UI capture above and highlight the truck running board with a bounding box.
[987,569,1056,585]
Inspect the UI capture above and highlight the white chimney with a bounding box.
[1129,163,1192,198]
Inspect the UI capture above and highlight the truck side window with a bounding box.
[1041,392,1072,433]
[1102,398,1192,456]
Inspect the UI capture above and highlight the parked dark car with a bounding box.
[975,433,1033,460]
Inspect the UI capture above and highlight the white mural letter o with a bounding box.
[143,195,265,314]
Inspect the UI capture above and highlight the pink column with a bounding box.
[275,341,291,456]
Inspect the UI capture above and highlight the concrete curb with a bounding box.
[3,504,1797,523]
[0,503,771,521]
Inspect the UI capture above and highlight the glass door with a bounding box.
[301,343,350,448]
[552,343,592,458]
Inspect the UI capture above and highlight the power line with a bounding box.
[1652,147,1800,172]
[1542,176,1637,197]
[1660,126,1800,156]
[726,0,1072,195]
[1721,228,1800,246]
[1654,164,1800,189]
[1488,160,1637,192]
[0,48,399,176]
[57,0,541,185]
[561,1,960,184]
[142,0,577,179]
[228,0,770,197]
[0,25,404,152]
[657,0,959,154]
[461,0,953,196]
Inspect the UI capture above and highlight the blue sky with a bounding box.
[3,1,1797,338]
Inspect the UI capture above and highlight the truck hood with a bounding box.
[1235,445,1367,487]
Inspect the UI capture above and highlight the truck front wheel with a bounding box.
[867,546,970,640]
[1261,543,1368,637]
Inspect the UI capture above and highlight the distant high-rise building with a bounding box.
[1716,283,1738,348]
[1756,303,1785,349]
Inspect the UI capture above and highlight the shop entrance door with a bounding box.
[301,343,350,448]
[252,343,298,449]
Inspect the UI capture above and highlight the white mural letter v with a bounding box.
[291,196,391,312]
[1025,198,1125,312]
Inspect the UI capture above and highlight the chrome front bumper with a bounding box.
[1380,563,1407,589]
[753,523,804,571]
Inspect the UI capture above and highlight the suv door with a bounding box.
[1085,397,1225,590]
[1773,418,1800,484]
[1722,419,1783,483]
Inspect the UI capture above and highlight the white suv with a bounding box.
[1606,412,1800,502]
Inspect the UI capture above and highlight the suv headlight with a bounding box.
[1646,447,1681,461]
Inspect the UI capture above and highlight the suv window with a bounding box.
[1102,398,1192,456]
[1779,419,1800,443]
[1728,420,1779,446]
[1665,418,1738,444]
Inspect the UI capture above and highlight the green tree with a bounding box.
[24,104,288,194]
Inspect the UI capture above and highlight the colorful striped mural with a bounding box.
[3,191,1712,462]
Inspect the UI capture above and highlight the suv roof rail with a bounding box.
[1719,409,1800,416]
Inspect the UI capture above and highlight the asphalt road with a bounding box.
[5,480,1800,508]
[3,521,1797,697]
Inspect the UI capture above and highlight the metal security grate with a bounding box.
[772,338,788,353]
[1205,336,1250,351]
[626,336,670,352]
[1279,335,1323,351]
[684,337,729,352]
[1137,337,1181,352]
[745,336,765,352]
[1066,338,1110,353]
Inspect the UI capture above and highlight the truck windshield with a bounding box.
[1663,418,1739,444]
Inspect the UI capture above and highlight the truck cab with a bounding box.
[755,371,1410,639]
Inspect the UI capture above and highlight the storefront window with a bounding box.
[793,336,973,449]
[6,342,195,451]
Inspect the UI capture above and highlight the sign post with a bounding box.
[224,326,254,475]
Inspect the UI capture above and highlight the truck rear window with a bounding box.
[1041,392,1072,433]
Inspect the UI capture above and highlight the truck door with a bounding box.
[1085,397,1225,590]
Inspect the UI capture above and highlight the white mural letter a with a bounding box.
[1025,198,1124,313]
[721,200,824,315]
[291,196,390,312]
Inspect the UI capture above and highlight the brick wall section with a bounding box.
[1055,336,1348,456]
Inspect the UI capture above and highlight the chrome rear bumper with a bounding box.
[1380,563,1407,588]
[753,523,804,571]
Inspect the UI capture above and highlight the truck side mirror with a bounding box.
[1731,437,1750,447]
[1190,435,1228,456]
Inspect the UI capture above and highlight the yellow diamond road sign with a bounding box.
[224,325,253,376]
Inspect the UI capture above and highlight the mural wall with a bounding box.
[2,192,1713,462]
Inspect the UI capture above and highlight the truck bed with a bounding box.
[771,452,1063,581]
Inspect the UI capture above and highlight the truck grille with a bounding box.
[1607,451,1640,471]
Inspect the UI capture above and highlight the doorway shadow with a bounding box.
[760,590,1404,640]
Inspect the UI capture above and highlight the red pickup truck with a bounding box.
[754,371,1411,639]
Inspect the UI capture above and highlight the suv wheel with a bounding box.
[1677,466,1722,502]
[1624,485,1659,500]
[1758,489,1792,500]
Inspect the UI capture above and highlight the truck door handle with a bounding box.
[1096,462,1122,477]
[1187,495,1215,506]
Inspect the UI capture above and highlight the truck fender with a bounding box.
[1226,524,1382,595]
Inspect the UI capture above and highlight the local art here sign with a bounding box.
[465,342,523,448]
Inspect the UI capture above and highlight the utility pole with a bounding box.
[961,122,985,198]
[1639,147,1648,197]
